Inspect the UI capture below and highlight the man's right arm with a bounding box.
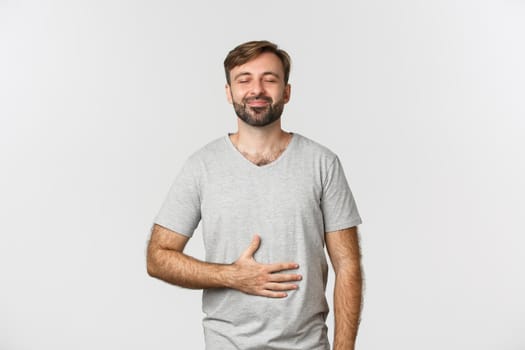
[146,224,302,298]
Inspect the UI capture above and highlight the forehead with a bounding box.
[230,52,285,76]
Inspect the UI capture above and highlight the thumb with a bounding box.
[240,234,261,259]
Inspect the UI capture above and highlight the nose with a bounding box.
[250,79,265,96]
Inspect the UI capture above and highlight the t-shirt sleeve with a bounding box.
[154,157,202,237]
[321,155,362,233]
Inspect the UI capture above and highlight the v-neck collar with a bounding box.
[224,132,297,169]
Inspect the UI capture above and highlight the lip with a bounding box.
[247,100,270,107]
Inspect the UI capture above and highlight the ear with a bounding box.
[283,84,291,104]
[225,83,233,104]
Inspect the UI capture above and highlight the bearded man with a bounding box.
[147,40,363,350]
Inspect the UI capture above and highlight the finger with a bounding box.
[267,262,299,273]
[268,273,302,283]
[258,290,289,298]
[265,282,299,291]
[240,234,261,259]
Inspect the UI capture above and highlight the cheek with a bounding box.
[276,90,288,102]
[229,88,245,102]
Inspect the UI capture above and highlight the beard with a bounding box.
[232,94,285,127]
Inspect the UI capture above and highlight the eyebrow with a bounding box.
[233,71,281,80]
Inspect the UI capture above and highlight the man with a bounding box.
[147,40,363,350]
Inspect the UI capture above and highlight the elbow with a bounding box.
[334,261,363,281]
[146,246,160,278]
[146,260,156,278]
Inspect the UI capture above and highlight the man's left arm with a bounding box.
[325,226,363,350]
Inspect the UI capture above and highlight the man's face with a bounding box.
[226,52,291,127]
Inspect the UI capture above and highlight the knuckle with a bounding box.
[258,273,268,282]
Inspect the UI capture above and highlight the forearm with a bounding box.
[147,230,301,297]
[147,247,235,289]
[333,266,363,350]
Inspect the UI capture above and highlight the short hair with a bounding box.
[223,40,292,85]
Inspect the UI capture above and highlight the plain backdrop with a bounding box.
[1,1,524,349]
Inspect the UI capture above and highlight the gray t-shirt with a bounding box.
[155,132,362,350]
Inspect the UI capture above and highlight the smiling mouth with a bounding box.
[245,95,272,106]
[247,100,270,107]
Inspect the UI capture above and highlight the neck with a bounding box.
[230,119,291,155]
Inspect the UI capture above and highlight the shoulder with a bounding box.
[292,132,338,165]
[189,135,226,159]
[180,135,229,171]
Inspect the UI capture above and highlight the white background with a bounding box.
[1,1,524,349]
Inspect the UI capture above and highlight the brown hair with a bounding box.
[223,40,292,85]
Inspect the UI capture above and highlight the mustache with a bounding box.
[243,95,273,104]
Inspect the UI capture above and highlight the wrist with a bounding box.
[218,263,237,289]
